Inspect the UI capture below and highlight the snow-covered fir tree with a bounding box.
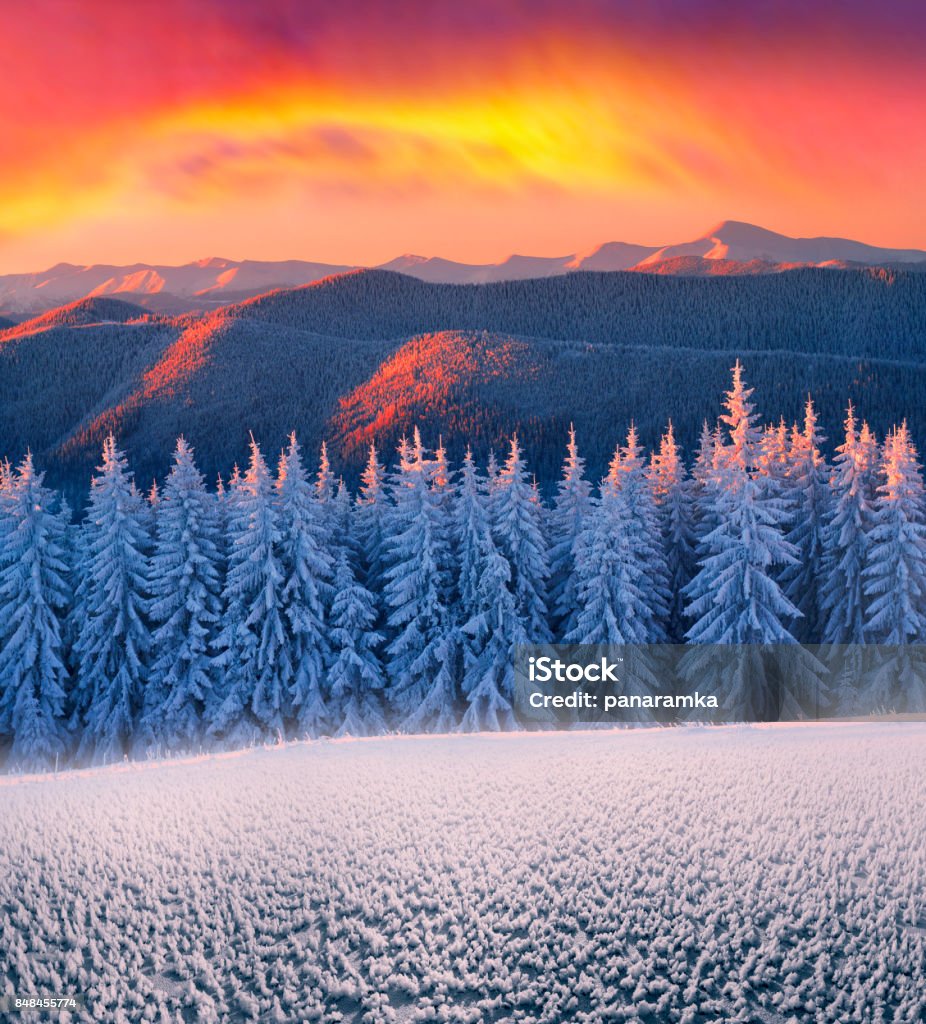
[682,364,812,719]
[71,436,151,763]
[315,441,336,507]
[0,457,15,571]
[427,436,457,607]
[609,424,670,642]
[689,420,722,547]
[210,438,288,745]
[781,399,831,642]
[332,477,354,550]
[757,419,791,486]
[648,423,696,642]
[432,436,451,494]
[328,545,386,737]
[485,449,500,492]
[492,435,550,643]
[548,426,592,638]
[453,448,492,624]
[382,429,457,732]
[756,419,794,541]
[566,478,643,648]
[0,455,71,768]
[820,405,877,645]
[275,434,334,738]
[860,423,926,711]
[354,441,389,590]
[863,423,926,643]
[454,450,522,731]
[459,542,522,732]
[565,465,663,714]
[143,438,222,753]
[691,421,720,492]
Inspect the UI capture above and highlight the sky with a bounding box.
[1,0,925,272]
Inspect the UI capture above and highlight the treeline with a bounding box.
[2,363,926,770]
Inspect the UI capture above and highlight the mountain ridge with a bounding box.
[3,221,925,316]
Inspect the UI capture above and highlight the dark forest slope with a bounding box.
[233,267,926,361]
[2,267,926,506]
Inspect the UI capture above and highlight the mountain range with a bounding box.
[3,220,925,318]
[3,264,926,508]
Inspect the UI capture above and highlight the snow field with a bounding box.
[0,725,924,1023]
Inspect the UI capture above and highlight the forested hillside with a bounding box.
[2,268,926,504]
[236,267,926,359]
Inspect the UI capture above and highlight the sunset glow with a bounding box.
[2,0,925,271]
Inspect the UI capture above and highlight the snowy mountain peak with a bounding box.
[640,221,926,268]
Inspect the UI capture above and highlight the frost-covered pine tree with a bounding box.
[143,438,222,753]
[452,449,522,731]
[492,435,550,642]
[485,449,500,492]
[275,433,333,738]
[432,436,451,494]
[567,475,658,646]
[382,428,457,732]
[682,364,811,720]
[690,420,722,549]
[210,438,288,745]
[756,419,794,527]
[648,423,696,642]
[782,399,831,642]
[332,477,354,551]
[206,466,243,739]
[0,455,70,769]
[860,423,926,711]
[354,441,389,590]
[311,440,339,554]
[863,423,926,643]
[454,449,492,624]
[427,436,457,606]
[610,424,670,641]
[315,441,336,507]
[71,435,151,763]
[459,543,522,733]
[328,545,386,737]
[691,420,720,492]
[858,422,881,503]
[0,457,15,570]
[548,426,592,638]
[565,469,664,714]
[820,405,876,645]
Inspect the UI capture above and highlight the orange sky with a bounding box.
[1,1,924,272]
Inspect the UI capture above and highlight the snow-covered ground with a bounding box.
[1,725,924,1023]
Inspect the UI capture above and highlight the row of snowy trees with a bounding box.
[2,362,926,769]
